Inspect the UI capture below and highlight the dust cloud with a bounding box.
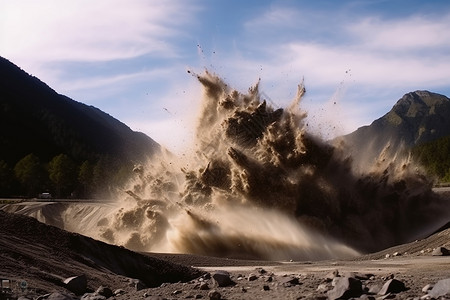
[66,71,448,260]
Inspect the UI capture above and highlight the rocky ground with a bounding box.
[0,209,449,300]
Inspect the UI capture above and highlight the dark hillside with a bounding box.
[0,56,160,165]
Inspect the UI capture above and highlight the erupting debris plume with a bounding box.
[47,71,450,260]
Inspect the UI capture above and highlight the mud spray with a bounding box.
[61,72,450,260]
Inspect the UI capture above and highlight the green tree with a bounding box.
[92,155,115,198]
[14,154,46,197]
[48,154,78,198]
[78,160,94,198]
[0,160,16,196]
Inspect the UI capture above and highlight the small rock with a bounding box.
[393,252,401,257]
[263,285,270,291]
[317,283,329,292]
[378,279,407,295]
[248,273,258,281]
[95,286,113,298]
[113,289,125,296]
[385,254,390,259]
[432,246,450,256]
[200,282,210,290]
[195,294,203,299]
[129,278,146,291]
[428,278,450,298]
[381,274,394,281]
[265,276,273,282]
[208,290,221,300]
[327,277,363,300]
[279,276,300,286]
[80,293,106,300]
[42,292,78,300]
[212,271,234,287]
[256,268,267,274]
[63,275,87,295]
[422,283,434,293]
[325,270,340,282]
[172,290,182,295]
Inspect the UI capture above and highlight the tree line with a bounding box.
[412,135,450,183]
[0,153,134,199]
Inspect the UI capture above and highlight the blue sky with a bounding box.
[2,0,450,153]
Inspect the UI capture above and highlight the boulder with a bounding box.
[432,246,450,256]
[428,278,450,298]
[327,277,363,300]
[378,279,407,295]
[212,271,234,287]
[63,275,87,295]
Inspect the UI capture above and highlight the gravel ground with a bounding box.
[0,209,449,299]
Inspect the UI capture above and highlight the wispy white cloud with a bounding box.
[348,14,450,51]
[0,0,197,64]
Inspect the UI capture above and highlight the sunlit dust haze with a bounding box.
[8,72,450,261]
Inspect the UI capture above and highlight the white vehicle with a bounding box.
[38,192,52,199]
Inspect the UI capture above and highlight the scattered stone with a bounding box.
[172,290,182,295]
[381,274,394,281]
[195,294,203,299]
[200,282,210,290]
[263,285,270,291]
[325,270,340,282]
[266,276,273,282]
[208,289,221,300]
[95,286,113,298]
[248,273,258,281]
[432,246,450,256]
[327,277,363,300]
[317,283,329,292]
[385,254,390,259]
[212,270,235,287]
[256,268,267,274]
[113,289,125,296]
[80,293,106,300]
[129,278,146,291]
[279,276,300,286]
[378,279,407,295]
[39,292,78,300]
[393,252,401,257]
[63,275,87,295]
[342,272,373,281]
[428,278,450,298]
[422,283,434,293]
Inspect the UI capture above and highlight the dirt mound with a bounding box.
[357,227,450,261]
[0,210,203,294]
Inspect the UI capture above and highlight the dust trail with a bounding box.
[59,71,450,260]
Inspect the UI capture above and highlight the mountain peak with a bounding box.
[339,90,450,167]
[392,90,449,117]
